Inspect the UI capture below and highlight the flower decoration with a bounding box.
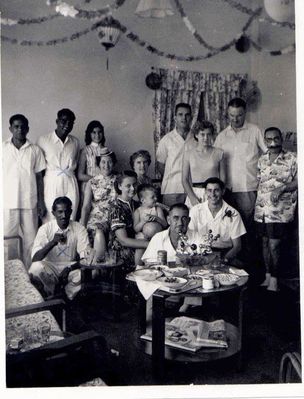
[55,1,79,18]
[222,208,237,221]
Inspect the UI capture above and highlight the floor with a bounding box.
[65,281,301,386]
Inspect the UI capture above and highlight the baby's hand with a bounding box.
[144,213,152,222]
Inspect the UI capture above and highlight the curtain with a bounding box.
[152,68,247,174]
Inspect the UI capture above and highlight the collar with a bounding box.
[117,197,134,210]
[205,200,227,219]
[51,218,71,233]
[52,130,71,145]
[172,127,193,142]
[227,121,248,133]
[266,148,286,159]
[7,138,31,150]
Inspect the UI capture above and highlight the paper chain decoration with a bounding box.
[1,0,295,60]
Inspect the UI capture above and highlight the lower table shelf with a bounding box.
[140,322,240,363]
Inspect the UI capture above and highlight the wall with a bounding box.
[1,0,296,175]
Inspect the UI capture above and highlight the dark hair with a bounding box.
[85,120,105,146]
[169,203,189,215]
[191,120,215,140]
[137,184,157,201]
[204,177,225,191]
[9,114,29,128]
[264,126,282,139]
[227,97,246,110]
[114,170,138,195]
[175,103,192,115]
[57,108,76,122]
[129,150,151,169]
[52,196,73,212]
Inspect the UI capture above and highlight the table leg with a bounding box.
[152,292,166,380]
[236,287,246,371]
[138,295,146,335]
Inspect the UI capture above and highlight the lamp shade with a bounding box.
[97,18,121,50]
[135,0,174,18]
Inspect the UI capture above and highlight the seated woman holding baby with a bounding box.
[108,171,149,269]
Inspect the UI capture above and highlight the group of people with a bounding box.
[3,96,297,299]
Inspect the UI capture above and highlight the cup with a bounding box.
[202,276,214,290]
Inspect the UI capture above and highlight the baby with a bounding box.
[134,184,167,240]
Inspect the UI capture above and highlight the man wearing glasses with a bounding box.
[254,127,297,292]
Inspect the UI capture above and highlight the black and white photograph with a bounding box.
[1,0,303,397]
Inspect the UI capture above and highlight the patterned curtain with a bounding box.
[152,68,247,173]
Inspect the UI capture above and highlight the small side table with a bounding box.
[80,260,124,320]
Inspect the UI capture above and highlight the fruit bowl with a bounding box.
[176,252,217,268]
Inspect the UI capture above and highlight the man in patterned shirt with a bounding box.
[254,127,297,292]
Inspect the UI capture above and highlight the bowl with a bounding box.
[158,276,188,289]
[215,273,240,286]
[133,269,162,281]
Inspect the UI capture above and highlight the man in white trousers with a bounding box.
[3,114,46,268]
[38,108,80,222]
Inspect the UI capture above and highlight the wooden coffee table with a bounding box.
[136,274,248,380]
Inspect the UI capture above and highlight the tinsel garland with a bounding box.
[1,14,295,59]
[174,0,262,51]
[1,20,103,46]
[0,0,126,26]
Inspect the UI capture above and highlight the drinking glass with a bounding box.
[38,320,51,344]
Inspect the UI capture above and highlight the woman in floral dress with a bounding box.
[109,170,148,270]
[80,147,117,259]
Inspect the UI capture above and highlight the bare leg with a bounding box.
[94,229,107,261]
[267,238,281,291]
[135,248,145,266]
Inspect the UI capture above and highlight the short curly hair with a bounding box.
[129,150,151,169]
[191,120,215,141]
[114,170,138,195]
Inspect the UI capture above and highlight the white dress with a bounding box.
[37,131,80,221]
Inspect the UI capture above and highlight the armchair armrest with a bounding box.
[6,299,67,331]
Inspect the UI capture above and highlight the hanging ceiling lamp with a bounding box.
[135,0,174,18]
[97,17,121,70]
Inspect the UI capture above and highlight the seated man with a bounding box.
[142,203,201,264]
[189,177,246,265]
[29,196,91,300]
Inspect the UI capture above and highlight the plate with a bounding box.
[215,273,240,286]
[158,276,188,288]
[133,269,163,281]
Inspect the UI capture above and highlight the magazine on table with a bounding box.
[140,316,228,353]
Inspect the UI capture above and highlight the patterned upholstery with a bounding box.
[5,259,61,345]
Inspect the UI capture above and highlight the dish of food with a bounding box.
[215,273,240,286]
[133,269,163,281]
[158,276,188,288]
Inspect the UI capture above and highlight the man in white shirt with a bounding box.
[156,103,195,207]
[29,196,90,299]
[3,114,46,267]
[189,177,246,264]
[214,98,267,230]
[38,108,80,222]
[142,203,201,263]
